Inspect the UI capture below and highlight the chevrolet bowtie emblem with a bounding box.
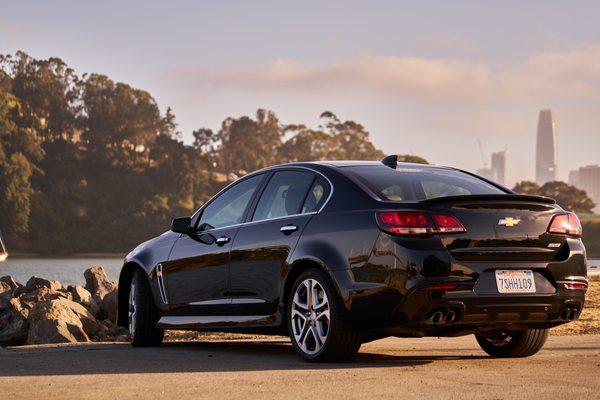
[498,217,520,227]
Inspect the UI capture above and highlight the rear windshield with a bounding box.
[344,165,507,201]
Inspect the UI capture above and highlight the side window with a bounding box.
[252,171,314,222]
[198,174,263,230]
[301,176,331,213]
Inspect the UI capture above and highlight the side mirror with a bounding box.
[171,217,191,234]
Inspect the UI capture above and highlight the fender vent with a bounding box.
[156,263,168,304]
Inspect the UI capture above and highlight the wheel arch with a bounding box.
[280,258,345,329]
[117,261,151,327]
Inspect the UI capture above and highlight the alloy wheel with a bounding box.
[128,280,137,338]
[291,278,331,355]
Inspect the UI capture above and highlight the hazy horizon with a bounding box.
[2,1,599,186]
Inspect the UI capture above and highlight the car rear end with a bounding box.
[339,163,588,335]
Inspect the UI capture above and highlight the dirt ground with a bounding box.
[1,335,598,400]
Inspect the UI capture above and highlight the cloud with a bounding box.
[166,44,600,103]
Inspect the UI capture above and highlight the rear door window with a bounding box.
[252,171,315,222]
[301,176,330,213]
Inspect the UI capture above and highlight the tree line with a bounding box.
[0,52,395,254]
[0,52,596,255]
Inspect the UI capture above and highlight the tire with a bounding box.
[128,269,164,347]
[475,328,548,358]
[287,268,361,362]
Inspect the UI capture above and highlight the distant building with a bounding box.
[570,165,600,213]
[535,109,557,185]
[477,150,506,186]
[491,151,506,186]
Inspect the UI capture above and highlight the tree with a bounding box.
[217,109,283,177]
[279,125,340,162]
[512,180,595,213]
[0,149,33,233]
[397,154,428,164]
[512,181,540,195]
[319,111,384,160]
[539,181,595,214]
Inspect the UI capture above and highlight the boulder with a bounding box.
[19,287,70,305]
[0,297,30,345]
[97,319,128,342]
[0,281,12,300]
[68,285,100,317]
[22,276,62,294]
[84,266,118,319]
[27,298,91,344]
[84,266,117,301]
[0,276,21,292]
[100,290,118,322]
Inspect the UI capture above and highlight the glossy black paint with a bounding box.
[117,161,587,338]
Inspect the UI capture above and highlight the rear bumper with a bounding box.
[334,235,588,334]
[340,277,587,331]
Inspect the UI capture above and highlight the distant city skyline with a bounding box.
[2,1,599,186]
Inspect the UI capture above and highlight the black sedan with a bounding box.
[117,156,588,362]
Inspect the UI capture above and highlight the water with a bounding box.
[0,257,124,287]
[0,257,598,286]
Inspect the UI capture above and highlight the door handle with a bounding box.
[280,224,299,235]
[216,236,230,246]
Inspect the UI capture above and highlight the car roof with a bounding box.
[271,160,456,170]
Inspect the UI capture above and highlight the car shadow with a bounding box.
[0,339,487,377]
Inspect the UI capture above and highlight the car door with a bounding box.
[162,174,265,315]
[229,170,331,315]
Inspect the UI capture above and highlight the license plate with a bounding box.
[495,270,536,294]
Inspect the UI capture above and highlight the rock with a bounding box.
[84,266,118,319]
[100,290,118,322]
[22,276,62,294]
[0,276,21,292]
[68,285,100,317]
[96,319,128,341]
[0,297,30,345]
[84,266,117,302]
[20,287,70,304]
[27,299,90,344]
[0,281,12,300]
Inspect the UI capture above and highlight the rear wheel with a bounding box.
[129,269,164,347]
[288,269,361,362]
[475,328,548,358]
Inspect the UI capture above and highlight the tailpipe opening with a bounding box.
[429,310,445,324]
[445,310,456,323]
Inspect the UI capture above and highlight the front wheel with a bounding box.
[129,269,164,347]
[288,269,361,362]
[475,328,548,358]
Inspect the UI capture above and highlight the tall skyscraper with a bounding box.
[535,109,557,185]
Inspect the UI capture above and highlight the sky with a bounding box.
[2,1,600,186]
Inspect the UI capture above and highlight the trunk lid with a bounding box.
[421,195,568,262]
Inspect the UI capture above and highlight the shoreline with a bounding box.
[7,253,125,259]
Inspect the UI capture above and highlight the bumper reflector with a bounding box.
[563,282,587,290]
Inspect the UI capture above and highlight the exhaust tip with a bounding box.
[430,311,444,324]
[445,310,456,323]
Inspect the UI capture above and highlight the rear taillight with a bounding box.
[377,211,466,236]
[430,213,466,233]
[547,212,582,238]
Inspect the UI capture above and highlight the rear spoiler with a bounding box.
[420,194,556,205]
